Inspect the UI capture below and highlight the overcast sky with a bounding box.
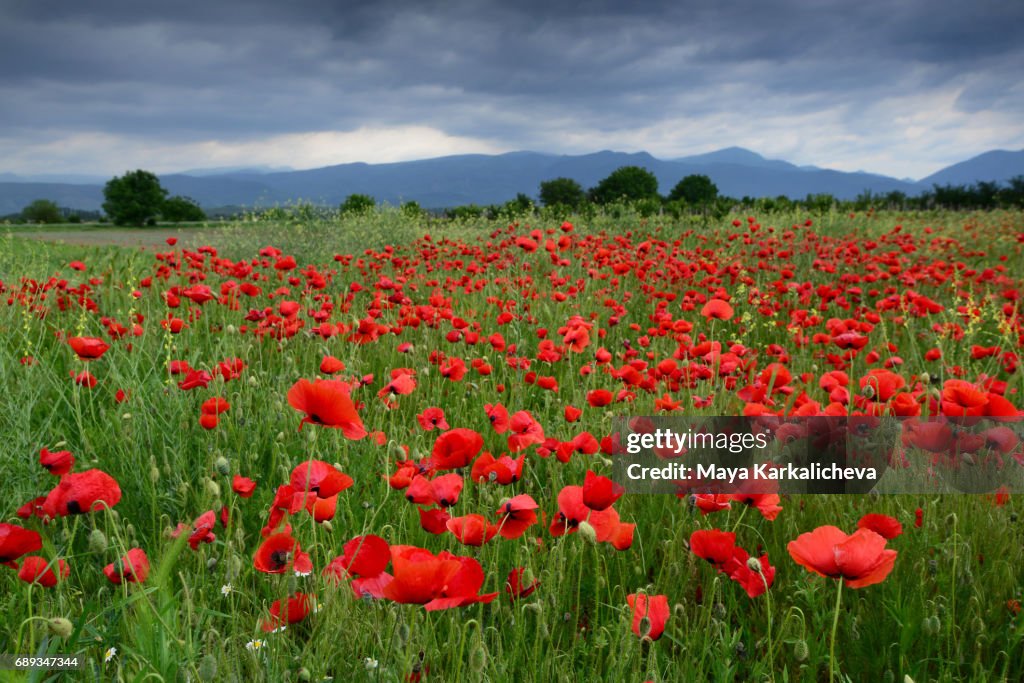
[1,0,1022,179]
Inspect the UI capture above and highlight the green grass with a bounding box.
[0,209,1022,682]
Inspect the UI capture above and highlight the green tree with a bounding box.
[539,177,586,208]
[669,174,718,205]
[21,199,62,224]
[340,193,375,215]
[161,195,206,222]
[103,170,168,226]
[588,166,660,205]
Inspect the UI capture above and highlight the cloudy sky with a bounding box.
[1,0,1022,179]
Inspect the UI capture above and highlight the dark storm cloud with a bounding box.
[0,0,1022,176]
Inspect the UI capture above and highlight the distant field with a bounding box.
[2,223,216,248]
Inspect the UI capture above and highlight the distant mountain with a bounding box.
[2,147,1022,213]
[0,182,104,214]
[177,165,295,177]
[916,149,1024,188]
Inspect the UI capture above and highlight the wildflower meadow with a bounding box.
[1,208,1022,682]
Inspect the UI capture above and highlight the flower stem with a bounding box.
[829,578,844,683]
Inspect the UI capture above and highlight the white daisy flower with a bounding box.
[221,583,232,596]
[246,639,265,652]
[104,647,117,663]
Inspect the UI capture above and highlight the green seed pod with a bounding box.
[214,457,231,476]
[88,529,108,553]
[793,639,809,662]
[48,617,74,639]
[198,654,218,682]
[395,621,411,647]
[469,640,487,673]
[204,478,221,498]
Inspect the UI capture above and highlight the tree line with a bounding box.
[9,166,1024,225]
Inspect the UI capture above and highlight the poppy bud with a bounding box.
[150,466,161,483]
[88,529,108,553]
[923,615,940,635]
[48,617,74,638]
[395,622,410,647]
[578,520,597,544]
[122,413,132,420]
[321,521,333,533]
[297,668,311,682]
[919,372,930,385]
[638,617,652,640]
[206,557,218,571]
[469,640,487,673]
[226,325,237,334]
[793,639,809,662]
[198,654,218,682]
[205,479,221,498]
[712,603,727,621]
[215,457,231,476]
[746,556,763,574]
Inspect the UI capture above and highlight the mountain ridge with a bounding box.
[1,147,1022,214]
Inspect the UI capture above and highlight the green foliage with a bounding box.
[588,166,660,204]
[21,198,62,224]
[161,195,206,222]
[102,170,168,226]
[539,177,587,209]
[339,193,376,215]
[669,174,719,205]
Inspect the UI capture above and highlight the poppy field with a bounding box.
[1,209,1023,682]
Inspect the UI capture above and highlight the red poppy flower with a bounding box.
[39,447,74,476]
[690,529,738,566]
[68,336,109,360]
[381,545,497,611]
[417,407,450,431]
[70,369,98,388]
[200,397,230,415]
[507,411,545,452]
[431,428,484,470]
[290,460,353,498]
[701,299,734,321]
[495,494,538,539]
[587,389,613,407]
[446,514,499,546]
[470,452,524,485]
[41,469,121,517]
[505,567,540,600]
[254,533,313,575]
[418,507,452,534]
[261,593,313,632]
[286,378,366,438]
[484,403,510,433]
[323,534,392,598]
[626,593,669,640]
[18,556,69,588]
[856,513,903,540]
[0,523,43,568]
[787,526,897,588]
[103,548,150,584]
[232,475,257,498]
[582,471,624,511]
